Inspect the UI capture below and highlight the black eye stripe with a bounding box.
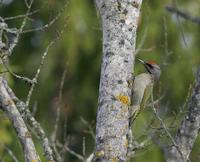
[144,64,152,74]
[146,63,153,68]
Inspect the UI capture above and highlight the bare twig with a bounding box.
[22,1,68,34]
[57,139,94,162]
[127,137,152,160]
[63,118,68,142]
[61,141,84,161]
[151,94,184,160]
[24,0,29,8]
[4,10,39,21]
[81,117,95,139]
[51,69,67,162]
[182,85,193,109]
[0,58,34,84]
[6,0,35,56]
[146,93,165,107]
[83,137,86,161]
[25,40,57,107]
[51,69,67,142]
[86,153,94,162]
[1,144,19,162]
[25,18,67,106]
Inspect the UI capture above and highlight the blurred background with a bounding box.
[0,0,200,161]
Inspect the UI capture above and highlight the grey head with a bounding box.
[137,58,161,81]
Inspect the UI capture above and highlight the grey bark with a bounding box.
[95,0,143,161]
[165,66,200,162]
[0,77,39,162]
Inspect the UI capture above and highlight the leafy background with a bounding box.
[0,0,200,161]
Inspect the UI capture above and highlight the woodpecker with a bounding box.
[130,58,161,122]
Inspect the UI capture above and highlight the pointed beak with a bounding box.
[136,57,145,64]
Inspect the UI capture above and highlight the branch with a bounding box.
[0,143,19,162]
[3,10,39,21]
[22,1,68,34]
[165,66,200,162]
[0,77,39,162]
[51,69,67,162]
[6,0,35,56]
[25,40,56,107]
[165,5,200,25]
[57,140,94,162]
[2,79,55,162]
[151,95,184,160]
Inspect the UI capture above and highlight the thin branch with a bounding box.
[82,137,86,161]
[51,69,67,162]
[4,10,39,21]
[51,69,67,142]
[127,137,152,160]
[63,118,68,142]
[151,94,184,160]
[6,0,35,56]
[57,140,94,162]
[0,57,34,84]
[86,153,94,162]
[4,145,19,162]
[61,141,84,161]
[81,117,95,139]
[22,1,68,34]
[25,19,67,106]
[25,40,55,107]
[19,0,34,34]
[24,0,29,8]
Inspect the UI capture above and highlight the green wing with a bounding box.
[140,82,153,111]
[131,83,153,122]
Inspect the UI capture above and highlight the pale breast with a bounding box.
[132,73,152,106]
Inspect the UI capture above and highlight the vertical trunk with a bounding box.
[95,1,143,161]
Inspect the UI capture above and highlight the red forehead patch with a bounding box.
[147,60,157,65]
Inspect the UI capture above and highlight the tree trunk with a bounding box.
[95,0,143,161]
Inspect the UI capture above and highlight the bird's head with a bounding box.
[137,58,161,81]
